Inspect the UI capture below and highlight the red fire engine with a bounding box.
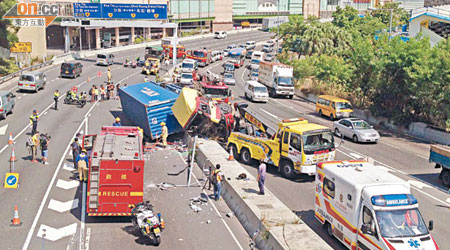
[83,126,144,216]
[164,45,186,59]
[187,49,211,67]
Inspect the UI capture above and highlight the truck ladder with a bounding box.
[89,158,100,209]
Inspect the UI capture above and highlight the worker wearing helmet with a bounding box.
[160,122,168,147]
[76,149,89,182]
[113,117,121,126]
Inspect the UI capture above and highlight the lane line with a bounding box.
[79,116,89,250]
[22,102,97,250]
[176,152,244,250]
[260,108,281,121]
[416,154,428,160]
[379,140,400,149]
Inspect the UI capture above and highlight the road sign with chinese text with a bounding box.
[73,3,167,20]
[10,42,32,53]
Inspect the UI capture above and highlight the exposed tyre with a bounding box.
[334,128,340,137]
[153,235,161,246]
[229,144,239,160]
[442,170,450,187]
[318,110,322,117]
[325,222,333,237]
[280,160,295,179]
[352,135,359,143]
[288,95,293,99]
[330,113,334,120]
[0,113,6,120]
[240,148,252,165]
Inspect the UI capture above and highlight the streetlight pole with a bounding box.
[277,0,280,53]
[388,9,393,39]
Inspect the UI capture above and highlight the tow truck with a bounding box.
[227,107,336,179]
[83,126,144,216]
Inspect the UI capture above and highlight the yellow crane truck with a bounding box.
[227,115,336,179]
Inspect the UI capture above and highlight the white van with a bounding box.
[215,31,227,39]
[181,59,198,73]
[262,43,274,53]
[245,41,256,50]
[244,81,268,103]
[250,51,264,70]
[96,53,114,66]
[211,50,223,62]
[315,160,438,250]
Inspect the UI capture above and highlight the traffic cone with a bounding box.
[8,133,13,145]
[10,147,16,162]
[87,76,91,82]
[10,205,22,227]
[228,147,234,161]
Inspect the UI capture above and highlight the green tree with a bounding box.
[0,0,18,48]
[371,2,409,28]
[332,6,359,28]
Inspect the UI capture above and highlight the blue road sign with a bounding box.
[74,3,102,19]
[73,3,167,20]
[4,173,19,188]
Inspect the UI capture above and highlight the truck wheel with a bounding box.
[330,114,334,120]
[442,170,450,187]
[318,110,322,117]
[240,148,252,165]
[325,222,333,237]
[229,144,239,160]
[280,160,295,179]
[288,95,293,99]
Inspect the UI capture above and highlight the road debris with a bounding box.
[189,196,208,213]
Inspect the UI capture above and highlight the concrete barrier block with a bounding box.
[194,138,332,250]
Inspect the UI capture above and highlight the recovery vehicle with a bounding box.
[429,144,450,187]
[315,160,438,250]
[83,126,144,216]
[227,108,336,178]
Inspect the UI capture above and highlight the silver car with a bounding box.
[223,72,235,85]
[332,118,380,143]
[179,73,194,86]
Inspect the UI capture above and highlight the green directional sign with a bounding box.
[91,0,100,3]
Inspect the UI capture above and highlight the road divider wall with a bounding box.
[294,89,450,146]
[185,135,332,250]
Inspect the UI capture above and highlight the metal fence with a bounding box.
[0,60,54,85]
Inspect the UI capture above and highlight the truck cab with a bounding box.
[315,161,438,250]
[228,117,335,178]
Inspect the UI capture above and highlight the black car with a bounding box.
[60,63,83,78]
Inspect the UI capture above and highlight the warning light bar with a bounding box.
[281,118,305,123]
[371,194,418,207]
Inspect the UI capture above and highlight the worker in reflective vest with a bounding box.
[161,122,168,147]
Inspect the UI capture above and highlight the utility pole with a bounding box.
[388,9,393,39]
[173,26,177,66]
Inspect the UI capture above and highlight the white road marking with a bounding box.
[18,96,22,100]
[79,182,86,250]
[22,104,96,249]
[446,198,450,204]
[48,198,79,213]
[36,223,77,242]
[260,108,281,121]
[24,94,27,96]
[379,140,400,149]
[176,152,244,250]
[69,150,72,156]
[408,180,431,190]
[416,154,428,160]
[0,124,8,135]
[43,111,48,115]
[349,152,363,159]
[56,179,80,190]
[63,163,75,172]
[84,227,91,250]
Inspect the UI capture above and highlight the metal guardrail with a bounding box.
[0,60,54,85]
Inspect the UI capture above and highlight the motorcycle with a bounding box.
[131,61,137,68]
[131,201,165,246]
[64,89,87,108]
[124,59,131,67]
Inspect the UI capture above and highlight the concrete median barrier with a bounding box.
[186,136,332,250]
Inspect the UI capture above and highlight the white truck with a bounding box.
[258,61,294,98]
[315,160,439,250]
[262,16,289,31]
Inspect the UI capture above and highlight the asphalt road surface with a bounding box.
[0,30,272,250]
[199,43,450,250]
[1,29,448,250]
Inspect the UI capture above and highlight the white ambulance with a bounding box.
[315,160,439,250]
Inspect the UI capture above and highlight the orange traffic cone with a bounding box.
[8,133,13,145]
[10,205,22,226]
[228,147,234,161]
[10,147,16,162]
